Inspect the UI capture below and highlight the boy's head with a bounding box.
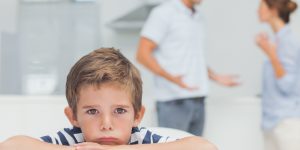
[64,48,145,145]
[65,47,143,117]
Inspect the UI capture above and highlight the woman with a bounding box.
[256,0,300,150]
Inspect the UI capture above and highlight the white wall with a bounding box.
[0,96,70,141]
[0,0,18,91]
[0,0,18,33]
[202,0,263,97]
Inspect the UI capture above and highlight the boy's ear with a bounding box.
[134,105,145,127]
[64,107,79,127]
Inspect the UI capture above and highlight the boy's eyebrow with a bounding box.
[113,104,131,108]
[81,104,132,109]
[82,105,101,109]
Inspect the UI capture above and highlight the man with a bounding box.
[136,0,239,136]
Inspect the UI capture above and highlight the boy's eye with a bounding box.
[114,108,127,114]
[86,109,98,115]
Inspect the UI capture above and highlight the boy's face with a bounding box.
[65,83,144,145]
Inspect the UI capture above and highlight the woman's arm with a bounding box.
[268,53,286,78]
[256,32,286,78]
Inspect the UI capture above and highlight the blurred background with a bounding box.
[0,0,299,149]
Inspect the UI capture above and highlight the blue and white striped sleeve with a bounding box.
[40,127,84,145]
[129,127,177,144]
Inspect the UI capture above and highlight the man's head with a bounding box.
[64,48,144,144]
[182,0,203,7]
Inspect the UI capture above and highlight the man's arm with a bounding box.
[0,135,74,150]
[74,136,217,150]
[136,37,172,81]
[136,37,196,90]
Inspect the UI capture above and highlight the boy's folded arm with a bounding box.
[0,135,217,150]
[0,135,74,150]
[123,136,218,150]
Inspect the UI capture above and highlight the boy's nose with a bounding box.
[100,115,113,130]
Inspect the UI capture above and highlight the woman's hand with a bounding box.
[256,32,277,58]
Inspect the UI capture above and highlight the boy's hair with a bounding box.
[66,47,143,117]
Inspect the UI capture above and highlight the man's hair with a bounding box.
[66,47,142,117]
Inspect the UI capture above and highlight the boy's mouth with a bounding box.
[95,137,120,145]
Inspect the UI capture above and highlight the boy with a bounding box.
[0,48,217,150]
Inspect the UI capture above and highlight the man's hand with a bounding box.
[212,74,240,87]
[171,75,199,91]
[208,68,240,87]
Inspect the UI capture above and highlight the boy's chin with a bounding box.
[90,137,125,145]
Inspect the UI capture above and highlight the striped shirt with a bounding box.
[40,127,176,145]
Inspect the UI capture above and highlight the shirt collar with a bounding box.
[173,0,197,16]
[276,25,290,39]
